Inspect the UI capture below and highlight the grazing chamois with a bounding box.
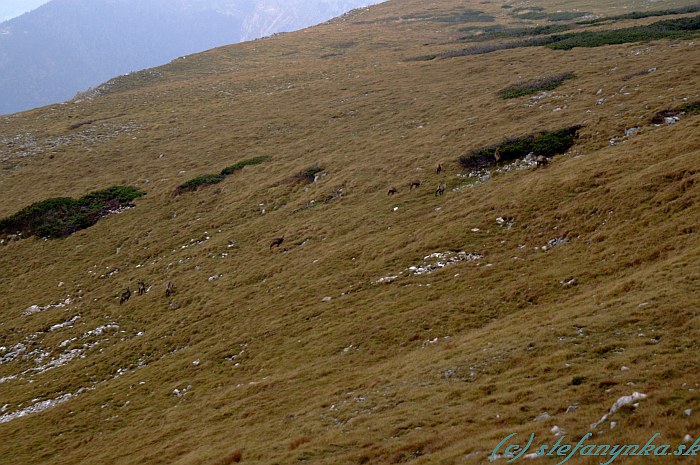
[494,147,501,164]
[535,155,549,168]
[409,180,421,190]
[137,281,146,296]
[435,183,446,196]
[120,288,131,305]
[270,236,284,249]
[165,281,175,297]
[436,162,443,175]
[387,187,399,196]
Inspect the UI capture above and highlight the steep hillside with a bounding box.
[0,0,382,114]
[0,0,699,464]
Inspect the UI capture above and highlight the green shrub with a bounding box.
[433,15,700,60]
[650,100,700,123]
[175,174,225,195]
[298,165,324,183]
[498,72,574,99]
[512,10,590,22]
[578,5,700,25]
[545,15,700,50]
[458,126,581,170]
[460,24,572,41]
[175,156,270,195]
[220,155,269,176]
[0,186,145,239]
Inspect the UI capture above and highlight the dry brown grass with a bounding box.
[0,1,699,464]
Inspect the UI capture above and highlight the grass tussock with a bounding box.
[174,156,269,195]
[0,186,144,239]
[459,126,581,170]
[497,72,575,99]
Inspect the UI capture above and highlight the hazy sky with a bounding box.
[0,0,51,23]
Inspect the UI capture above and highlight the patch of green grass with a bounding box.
[458,126,581,170]
[0,186,145,239]
[498,72,575,99]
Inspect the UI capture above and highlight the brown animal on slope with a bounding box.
[165,281,175,297]
[387,187,399,196]
[435,183,446,196]
[436,162,443,175]
[270,236,284,249]
[409,180,421,189]
[535,155,549,168]
[138,281,146,296]
[120,289,131,305]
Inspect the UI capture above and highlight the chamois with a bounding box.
[435,183,446,196]
[270,236,284,249]
[165,281,175,297]
[387,187,399,196]
[535,155,549,168]
[409,180,421,189]
[120,288,131,305]
[137,281,146,296]
[436,162,443,175]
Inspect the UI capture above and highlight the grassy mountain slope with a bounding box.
[0,0,699,464]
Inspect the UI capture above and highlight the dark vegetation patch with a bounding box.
[174,156,269,195]
[497,72,574,99]
[578,4,700,25]
[622,68,657,81]
[284,165,324,185]
[459,24,572,41]
[421,16,700,60]
[355,9,493,24]
[0,186,145,239]
[651,100,700,124]
[546,15,700,50]
[510,10,591,22]
[67,119,96,130]
[458,126,581,170]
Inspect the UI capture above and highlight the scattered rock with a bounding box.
[173,385,192,398]
[534,412,551,422]
[625,127,640,137]
[590,392,647,430]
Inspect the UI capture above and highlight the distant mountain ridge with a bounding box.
[0,0,382,114]
[0,0,49,22]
